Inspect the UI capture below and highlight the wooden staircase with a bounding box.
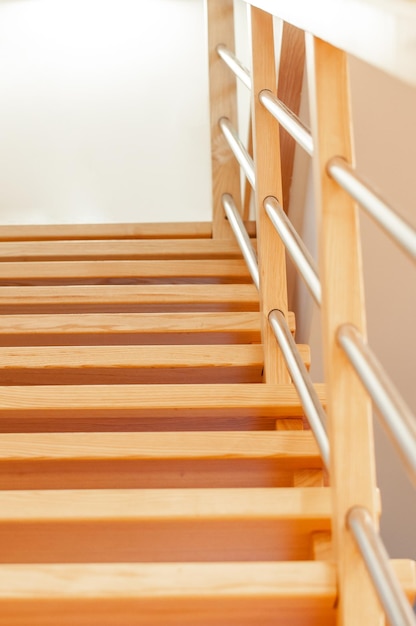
[0,221,333,624]
[0,0,416,623]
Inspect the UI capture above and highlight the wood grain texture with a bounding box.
[0,284,261,313]
[0,561,338,625]
[0,221,214,241]
[306,34,380,626]
[277,22,306,213]
[0,560,413,625]
[250,7,290,383]
[0,259,251,282]
[0,238,256,262]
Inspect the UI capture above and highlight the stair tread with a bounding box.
[0,561,413,626]
[0,561,337,626]
[0,238,255,261]
[0,487,331,521]
[0,259,251,281]
[0,221,257,242]
[0,284,261,313]
[0,221,215,241]
[0,344,266,368]
[0,382,325,414]
[0,430,320,461]
[0,311,262,336]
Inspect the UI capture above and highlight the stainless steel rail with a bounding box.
[338,323,416,487]
[348,507,416,626]
[328,156,416,262]
[259,90,314,156]
[268,309,330,470]
[219,117,255,188]
[222,193,259,289]
[264,196,321,306]
[216,44,252,90]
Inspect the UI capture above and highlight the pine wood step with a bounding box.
[0,221,214,241]
[0,284,260,313]
[0,311,263,345]
[0,487,331,563]
[0,383,326,432]
[0,560,414,626]
[0,431,322,489]
[0,344,309,385]
[0,221,256,242]
[0,259,251,285]
[0,238,256,261]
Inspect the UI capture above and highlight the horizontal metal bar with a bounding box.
[219,117,255,188]
[338,323,416,487]
[264,196,321,306]
[222,194,259,290]
[268,309,329,470]
[348,506,416,626]
[259,90,313,156]
[328,156,416,262]
[216,44,252,90]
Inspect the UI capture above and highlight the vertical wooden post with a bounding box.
[249,7,290,384]
[205,0,242,239]
[277,23,305,215]
[306,35,382,625]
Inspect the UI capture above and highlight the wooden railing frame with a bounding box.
[205,1,416,624]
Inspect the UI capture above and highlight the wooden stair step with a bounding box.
[0,344,309,385]
[0,344,267,384]
[0,431,322,489]
[0,284,260,313]
[0,561,337,626]
[0,238,255,262]
[0,311,263,345]
[0,487,331,563]
[0,221,256,242]
[0,560,414,626]
[0,259,251,284]
[0,383,325,432]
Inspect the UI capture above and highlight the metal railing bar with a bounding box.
[216,44,252,90]
[338,323,416,487]
[268,309,330,470]
[219,117,255,189]
[264,196,322,306]
[328,156,416,262]
[222,193,259,289]
[348,506,416,626]
[259,90,314,156]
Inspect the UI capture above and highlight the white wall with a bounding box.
[0,0,212,224]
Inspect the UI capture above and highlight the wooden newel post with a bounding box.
[249,7,290,385]
[205,0,242,239]
[306,35,382,625]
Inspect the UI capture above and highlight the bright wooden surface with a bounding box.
[0,284,261,313]
[0,259,251,282]
[250,6,290,384]
[0,430,321,462]
[0,221,214,241]
[243,0,416,86]
[0,430,322,490]
[307,35,380,626]
[0,561,337,626]
[0,560,414,626]
[277,22,305,214]
[0,383,325,414]
[0,487,331,563]
[0,238,256,261]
